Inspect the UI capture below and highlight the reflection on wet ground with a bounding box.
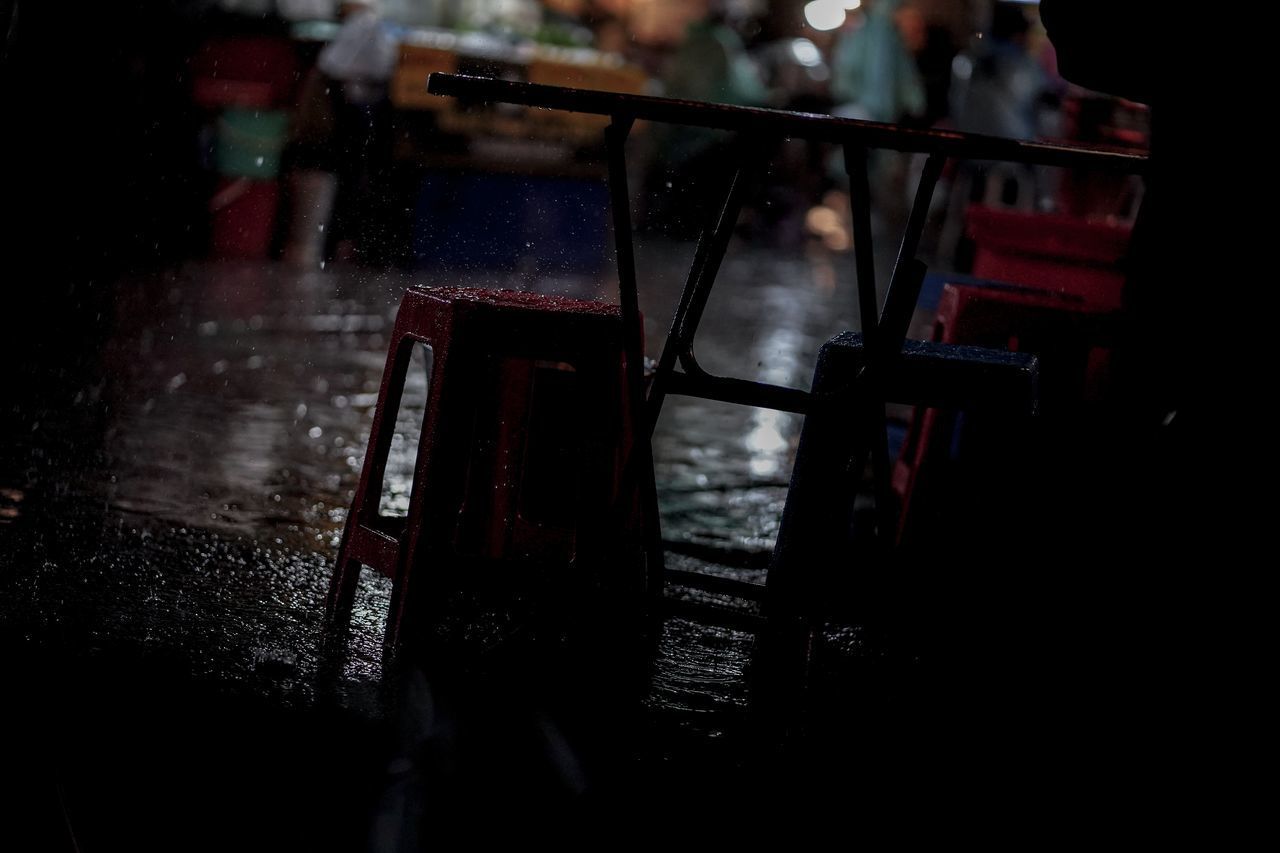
[2,234,917,832]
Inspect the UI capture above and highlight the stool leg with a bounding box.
[328,332,419,630]
[328,553,364,634]
[383,336,456,654]
[758,348,864,724]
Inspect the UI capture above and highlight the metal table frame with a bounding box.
[425,72,1148,604]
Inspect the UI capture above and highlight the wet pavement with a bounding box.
[2,233,940,841]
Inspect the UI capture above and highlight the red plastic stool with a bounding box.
[892,281,1117,543]
[329,286,645,652]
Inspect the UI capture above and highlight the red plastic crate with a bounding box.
[966,205,1133,310]
[190,36,299,109]
[209,177,279,259]
[893,281,1118,544]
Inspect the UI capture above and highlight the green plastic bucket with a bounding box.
[216,108,289,179]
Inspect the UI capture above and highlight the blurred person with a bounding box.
[642,1,771,237]
[830,0,925,125]
[824,0,926,224]
[949,2,1047,142]
[910,15,959,129]
[315,0,399,263]
[894,2,926,55]
[662,0,770,109]
[934,3,1053,265]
